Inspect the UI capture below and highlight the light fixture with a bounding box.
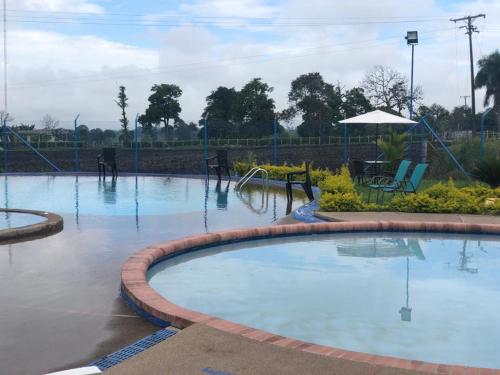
[405,31,418,45]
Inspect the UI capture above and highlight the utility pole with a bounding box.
[450,14,485,136]
[460,95,470,108]
[3,0,7,114]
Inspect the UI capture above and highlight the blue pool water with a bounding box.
[0,211,45,229]
[0,175,305,374]
[149,233,500,368]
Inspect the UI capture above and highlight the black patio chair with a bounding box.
[97,147,117,179]
[285,161,315,214]
[205,149,230,180]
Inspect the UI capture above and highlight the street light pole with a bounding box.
[405,31,418,161]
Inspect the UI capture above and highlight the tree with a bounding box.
[231,78,277,138]
[415,103,450,133]
[475,50,500,132]
[115,86,130,145]
[199,86,238,138]
[342,87,373,118]
[144,84,182,141]
[174,119,198,140]
[41,114,59,132]
[285,72,342,137]
[362,65,422,115]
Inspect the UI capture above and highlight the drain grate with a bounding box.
[89,329,177,371]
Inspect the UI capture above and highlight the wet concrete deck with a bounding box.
[105,324,429,375]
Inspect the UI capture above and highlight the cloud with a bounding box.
[3,0,499,129]
[12,0,105,13]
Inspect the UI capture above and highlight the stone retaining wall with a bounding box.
[1,143,426,174]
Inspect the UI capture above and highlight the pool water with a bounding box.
[148,233,500,369]
[0,211,45,229]
[0,175,305,374]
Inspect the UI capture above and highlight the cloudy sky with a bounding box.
[3,0,499,129]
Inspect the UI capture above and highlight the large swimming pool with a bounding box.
[148,232,500,369]
[0,175,305,374]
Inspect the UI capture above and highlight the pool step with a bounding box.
[88,329,177,371]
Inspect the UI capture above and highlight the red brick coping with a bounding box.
[0,208,63,244]
[121,221,500,374]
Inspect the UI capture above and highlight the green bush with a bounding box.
[389,179,498,215]
[472,158,500,188]
[233,161,331,186]
[320,191,365,212]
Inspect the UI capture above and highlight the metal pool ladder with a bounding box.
[235,167,268,191]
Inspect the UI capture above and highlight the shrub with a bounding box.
[389,179,486,214]
[472,158,500,188]
[320,192,365,212]
[233,161,331,185]
[318,165,356,194]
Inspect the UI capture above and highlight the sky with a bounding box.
[2,0,499,129]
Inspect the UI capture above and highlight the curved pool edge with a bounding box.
[121,220,500,374]
[0,208,63,244]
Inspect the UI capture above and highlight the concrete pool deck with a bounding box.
[105,324,430,375]
[314,211,500,224]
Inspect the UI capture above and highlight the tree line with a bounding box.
[13,51,500,144]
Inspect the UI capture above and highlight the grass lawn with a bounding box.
[355,179,473,204]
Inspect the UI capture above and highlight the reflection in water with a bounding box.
[215,180,230,210]
[135,176,139,231]
[3,175,10,228]
[338,238,425,323]
[458,240,478,273]
[74,176,79,227]
[204,178,209,232]
[235,183,269,215]
[98,178,117,205]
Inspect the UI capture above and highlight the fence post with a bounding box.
[73,114,80,172]
[343,123,348,164]
[480,108,493,160]
[272,117,277,165]
[203,113,208,175]
[2,113,8,173]
[134,113,139,173]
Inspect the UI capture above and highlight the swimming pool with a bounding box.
[146,230,500,369]
[0,175,305,374]
[0,211,45,229]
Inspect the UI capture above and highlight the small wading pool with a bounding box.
[0,211,45,229]
[148,232,500,369]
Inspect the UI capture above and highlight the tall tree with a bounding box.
[342,87,373,118]
[115,86,130,145]
[41,114,59,133]
[475,50,500,132]
[145,84,182,141]
[285,72,342,137]
[231,78,277,138]
[415,103,450,133]
[362,65,422,115]
[199,86,238,138]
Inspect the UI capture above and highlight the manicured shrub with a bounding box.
[320,192,365,212]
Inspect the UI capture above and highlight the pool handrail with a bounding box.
[235,167,268,191]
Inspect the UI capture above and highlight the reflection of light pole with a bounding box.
[399,256,412,322]
[203,112,209,176]
[405,31,418,161]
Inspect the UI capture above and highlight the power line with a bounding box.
[450,13,486,135]
[9,29,454,89]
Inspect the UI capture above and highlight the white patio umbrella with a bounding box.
[339,109,418,162]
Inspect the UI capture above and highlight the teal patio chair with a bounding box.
[383,163,428,198]
[367,159,412,203]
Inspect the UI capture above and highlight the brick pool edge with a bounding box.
[0,208,63,244]
[121,221,500,374]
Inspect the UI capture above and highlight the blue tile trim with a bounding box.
[89,329,177,370]
[120,286,171,328]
